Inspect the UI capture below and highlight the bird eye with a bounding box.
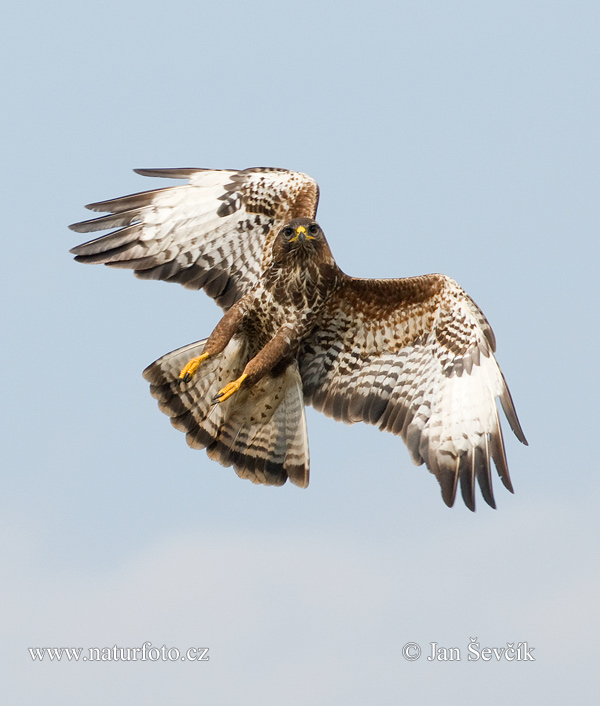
[283,226,293,237]
[308,224,319,235]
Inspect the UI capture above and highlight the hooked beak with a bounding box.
[289,225,315,243]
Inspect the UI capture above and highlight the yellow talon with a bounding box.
[179,352,210,382]
[214,374,248,403]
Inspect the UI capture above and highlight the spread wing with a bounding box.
[299,274,527,510]
[69,167,319,309]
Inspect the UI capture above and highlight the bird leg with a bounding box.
[213,322,301,404]
[213,374,248,403]
[177,297,248,384]
[178,353,210,382]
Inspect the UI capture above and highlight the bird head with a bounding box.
[273,218,326,259]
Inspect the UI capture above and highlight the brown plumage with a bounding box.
[70,167,527,510]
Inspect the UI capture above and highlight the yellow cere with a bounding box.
[290,225,315,242]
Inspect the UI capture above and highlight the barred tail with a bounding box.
[142,337,309,487]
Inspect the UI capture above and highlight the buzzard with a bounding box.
[70,167,527,510]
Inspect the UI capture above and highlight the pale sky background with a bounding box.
[2,1,599,704]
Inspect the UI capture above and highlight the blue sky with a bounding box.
[2,1,598,704]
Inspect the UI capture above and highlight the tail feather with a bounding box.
[142,337,309,487]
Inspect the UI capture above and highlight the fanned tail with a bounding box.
[143,338,309,487]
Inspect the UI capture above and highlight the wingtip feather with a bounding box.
[133,167,203,179]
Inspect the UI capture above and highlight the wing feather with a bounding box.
[70,167,320,310]
[300,274,527,510]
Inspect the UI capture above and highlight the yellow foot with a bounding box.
[178,353,210,383]
[213,374,248,403]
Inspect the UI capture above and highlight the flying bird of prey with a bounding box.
[70,167,527,510]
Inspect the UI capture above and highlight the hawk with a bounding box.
[70,167,527,510]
